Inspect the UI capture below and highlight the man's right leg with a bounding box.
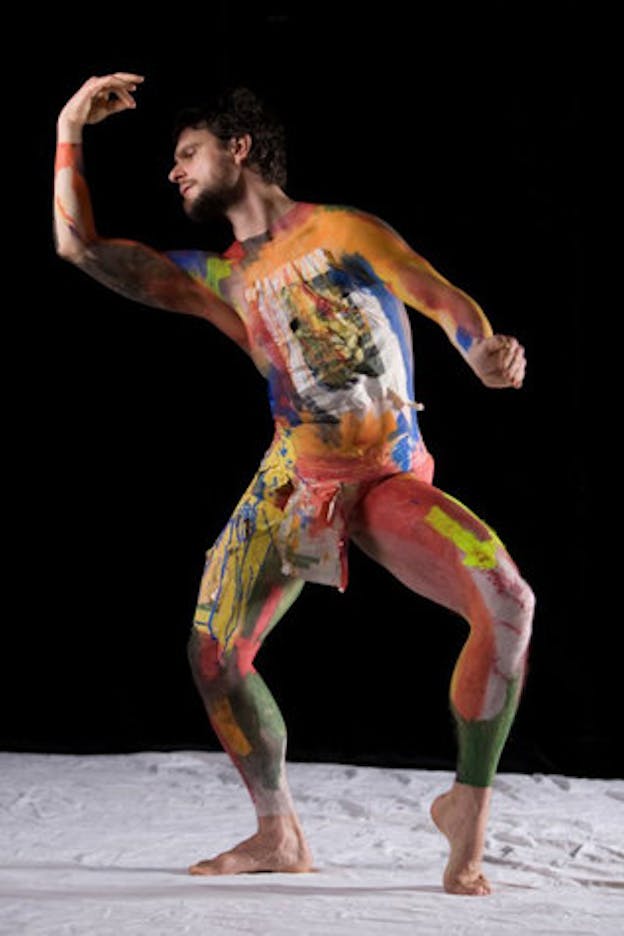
[186,465,313,875]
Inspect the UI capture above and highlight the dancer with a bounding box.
[54,72,535,896]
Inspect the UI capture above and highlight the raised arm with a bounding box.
[54,73,249,352]
[337,209,525,388]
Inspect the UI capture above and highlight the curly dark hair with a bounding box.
[172,86,287,187]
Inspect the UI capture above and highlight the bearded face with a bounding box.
[170,126,246,223]
[185,166,245,223]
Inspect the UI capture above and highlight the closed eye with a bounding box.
[174,146,198,163]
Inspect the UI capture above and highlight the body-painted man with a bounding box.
[54,73,535,896]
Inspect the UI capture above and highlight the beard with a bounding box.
[185,173,244,224]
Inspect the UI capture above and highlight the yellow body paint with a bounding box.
[192,431,295,648]
[211,697,252,757]
[204,257,233,296]
[425,504,503,569]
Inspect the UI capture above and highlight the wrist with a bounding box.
[57,115,83,143]
[462,335,481,362]
[462,337,487,380]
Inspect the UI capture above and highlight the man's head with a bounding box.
[168,86,287,223]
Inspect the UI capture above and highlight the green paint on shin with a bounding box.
[230,671,289,791]
[452,677,521,787]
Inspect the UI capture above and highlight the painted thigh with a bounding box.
[349,473,535,722]
[191,448,304,676]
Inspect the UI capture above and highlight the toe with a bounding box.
[189,860,214,875]
[463,875,491,896]
[445,871,492,896]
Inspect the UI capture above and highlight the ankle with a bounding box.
[257,813,300,837]
[452,781,492,802]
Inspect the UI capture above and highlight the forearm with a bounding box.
[394,260,493,356]
[54,120,96,259]
[394,251,527,389]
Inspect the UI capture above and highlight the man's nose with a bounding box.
[168,164,184,184]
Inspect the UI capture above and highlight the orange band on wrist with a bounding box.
[55,142,82,173]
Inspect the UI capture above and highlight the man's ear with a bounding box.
[230,133,253,165]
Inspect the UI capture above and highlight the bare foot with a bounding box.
[189,813,314,876]
[430,782,493,896]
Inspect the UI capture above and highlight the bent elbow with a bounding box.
[54,237,89,265]
[56,245,81,264]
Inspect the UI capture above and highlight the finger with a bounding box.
[114,88,136,108]
[112,72,145,82]
[485,356,521,386]
[499,348,522,377]
[100,85,136,109]
[499,346,522,376]
[494,346,514,372]
[93,91,131,112]
[101,99,129,117]
[486,334,512,356]
[486,335,506,352]
[93,75,140,95]
[108,95,135,113]
[513,355,527,379]
[507,357,526,387]
[503,343,523,370]
[507,364,525,386]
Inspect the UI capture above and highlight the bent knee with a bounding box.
[512,575,536,635]
[521,578,536,618]
[491,571,535,675]
[187,627,217,676]
[477,560,535,643]
[187,627,238,691]
[491,553,535,618]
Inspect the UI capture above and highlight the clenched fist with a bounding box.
[58,72,144,140]
[466,334,527,389]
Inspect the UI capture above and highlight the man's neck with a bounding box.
[226,181,296,242]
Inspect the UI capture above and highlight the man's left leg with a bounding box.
[349,472,535,895]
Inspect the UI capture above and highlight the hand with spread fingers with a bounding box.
[58,72,145,136]
[466,333,527,389]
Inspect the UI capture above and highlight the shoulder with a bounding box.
[263,201,381,250]
[313,203,377,223]
[314,203,399,237]
[309,204,405,256]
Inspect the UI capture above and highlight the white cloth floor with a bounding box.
[1,751,622,935]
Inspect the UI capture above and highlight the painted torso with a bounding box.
[172,203,430,481]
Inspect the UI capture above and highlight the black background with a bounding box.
[7,8,605,779]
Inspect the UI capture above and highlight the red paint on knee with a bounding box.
[234,636,258,677]
[197,636,223,682]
